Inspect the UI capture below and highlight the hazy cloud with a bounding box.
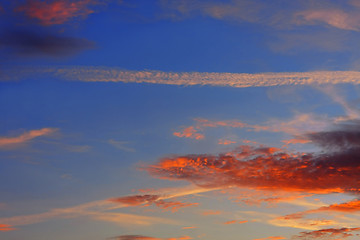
[0,29,94,57]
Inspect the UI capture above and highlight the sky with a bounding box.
[3,0,360,240]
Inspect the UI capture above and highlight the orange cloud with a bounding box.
[109,194,198,212]
[201,210,222,216]
[293,227,360,239]
[0,224,16,232]
[146,139,360,194]
[173,118,268,140]
[173,126,204,140]
[218,139,237,145]
[281,199,360,221]
[182,226,197,229]
[223,220,248,225]
[110,235,192,240]
[15,0,98,25]
[154,200,199,212]
[0,128,58,148]
[282,138,311,146]
[253,236,286,240]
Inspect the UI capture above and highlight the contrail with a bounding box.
[2,66,360,87]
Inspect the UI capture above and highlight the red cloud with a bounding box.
[293,227,360,239]
[15,0,98,25]
[0,224,16,232]
[146,143,360,194]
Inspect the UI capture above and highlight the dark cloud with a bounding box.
[0,29,94,57]
[306,121,360,150]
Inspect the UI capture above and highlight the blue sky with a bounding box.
[2,1,360,240]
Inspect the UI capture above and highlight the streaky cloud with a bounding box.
[5,66,360,87]
[0,128,58,148]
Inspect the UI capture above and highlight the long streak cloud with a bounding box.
[3,67,360,87]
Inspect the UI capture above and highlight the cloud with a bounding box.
[218,139,237,145]
[109,194,199,212]
[200,210,222,216]
[294,9,360,31]
[0,199,177,228]
[15,0,99,25]
[8,66,360,87]
[154,200,199,212]
[280,199,360,222]
[292,227,360,239]
[173,126,204,140]
[223,220,248,225]
[182,226,197,229]
[109,236,160,240]
[0,128,58,148]
[0,224,16,232]
[147,121,360,194]
[109,235,192,240]
[108,139,135,152]
[173,118,267,140]
[253,237,286,240]
[0,29,94,57]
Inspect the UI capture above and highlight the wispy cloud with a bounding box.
[252,236,286,240]
[0,224,16,232]
[0,199,177,228]
[15,0,99,26]
[0,128,58,149]
[6,67,360,87]
[109,235,192,240]
[223,220,248,225]
[108,139,135,152]
[0,184,210,228]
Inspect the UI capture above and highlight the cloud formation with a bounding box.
[253,237,286,240]
[109,235,192,240]
[109,194,199,212]
[0,128,58,148]
[7,66,360,87]
[147,121,360,194]
[293,227,360,239]
[15,0,98,25]
[0,30,94,57]
[0,224,16,232]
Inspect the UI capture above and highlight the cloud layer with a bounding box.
[6,67,360,88]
